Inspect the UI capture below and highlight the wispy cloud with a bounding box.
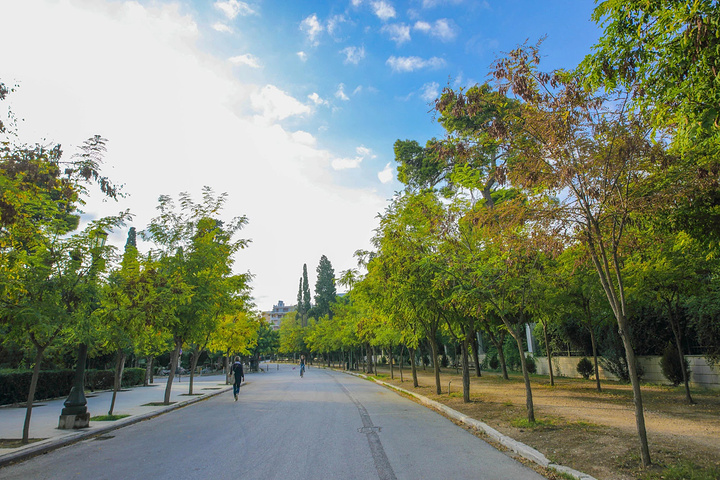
[413,19,458,42]
[297,51,308,62]
[214,0,255,20]
[386,55,446,72]
[212,22,232,33]
[307,92,328,106]
[327,14,347,37]
[378,163,394,183]
[332,146,376,170]
[420,82,440,102]
[229,53,261,68]
[335,83,350,101]
[382,23,411,45]
[251,85,311,121]
[341,45,366,65]
[421,0,469,7]
[300,14,323,46]
[371,1,396,21]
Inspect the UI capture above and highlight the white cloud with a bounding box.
[378,163,394,183]
[427,18,458,41]
[3,1,392,309]
[212,22,232,33]
[327,14,346,36]
[420,81,440,101]
[214,0,255,20]
[335,83,350,101]
[421,0,468,7]
[340,45,365,65]
[300,14,323,46]
[371,1,396,21]
[332,156,363,170]
[353,85,364,95]
[414,21,432,33]
[382,24,411,45]
[229,53,261,68]
[1,0,389,311]
[386,55,446,72]
[356,145,376,158]
[251,85,312,121]
[351,0,364,6]
[332,145,376,170]
[297,51,308,61]
[307,92,328,106]
[291,130,317,146]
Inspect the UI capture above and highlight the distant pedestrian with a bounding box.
[231,356,244,401]
[299,355,306,378]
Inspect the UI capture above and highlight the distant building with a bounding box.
[262,300,296,330]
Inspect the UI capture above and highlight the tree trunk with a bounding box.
[22,347,46,444]
[389,343,394,380]
[410,347,418,387]
[189,348,201,395]
[617,315,651,465]
[428,337,441,395]
[469,324,481,377]
[488,330,509,380]
[144,355,153,386]
[542,320,555,387]
[461,334,471,403]
[509,323,535,423]
[399,345,404,382]
[366,344,374,375]
[164,339,182,405]
[666,302,693,404]
[589,327,601,392]
[109,350,126,416]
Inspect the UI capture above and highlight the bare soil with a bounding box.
[370,365,720,480]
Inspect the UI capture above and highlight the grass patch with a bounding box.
[142,402,176,406]
[448,392,463,398]
[373,373,388,379]
[510,417,556,429]
[502,400,513,407]
[0,438,45,448]
[641,462,720,480]
[90,414,130,421]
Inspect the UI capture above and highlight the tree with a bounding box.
[583,1,720,156]
[313,255,336,320]
[0,105,126,442]
[142,187,250,403]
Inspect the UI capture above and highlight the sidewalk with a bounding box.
[0,373,233,467]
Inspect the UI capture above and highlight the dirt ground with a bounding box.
[368,365,720,480]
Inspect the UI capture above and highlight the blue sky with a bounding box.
[0,0,601,309]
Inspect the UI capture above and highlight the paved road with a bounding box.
[0,365,545,480]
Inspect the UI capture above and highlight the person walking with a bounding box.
[299,355,306,378]
[231,356,244,401]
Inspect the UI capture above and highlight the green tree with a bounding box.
[313,255,336,320]
[142,187,250,403]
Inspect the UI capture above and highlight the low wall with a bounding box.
[532,355,720,389]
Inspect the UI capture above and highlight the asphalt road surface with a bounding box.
[0,365,545,480]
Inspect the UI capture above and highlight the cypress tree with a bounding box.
[314,255,336,319]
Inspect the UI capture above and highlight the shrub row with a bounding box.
[0,367,146,405]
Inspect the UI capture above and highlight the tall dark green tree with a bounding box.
[314,255,336,319]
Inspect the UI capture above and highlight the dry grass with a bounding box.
[370,365,720,480]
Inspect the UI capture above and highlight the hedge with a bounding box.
[0,367,147,405]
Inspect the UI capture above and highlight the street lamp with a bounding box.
[58,231,107,429]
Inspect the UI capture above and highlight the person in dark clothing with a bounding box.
[231,356,244,401]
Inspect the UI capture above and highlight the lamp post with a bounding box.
[58,231,107,429]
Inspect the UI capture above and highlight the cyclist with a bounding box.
[299,355,306,378]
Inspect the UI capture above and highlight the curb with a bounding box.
[0,384,233,468]
[344,370,597,480]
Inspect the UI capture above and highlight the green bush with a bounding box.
[488,355,499,370]
[0,367,147,405]
[0,370,75,405]
[577,357,594,380]
[525,355,537,374]
[122,368,146,387]
[660,343,689,387]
